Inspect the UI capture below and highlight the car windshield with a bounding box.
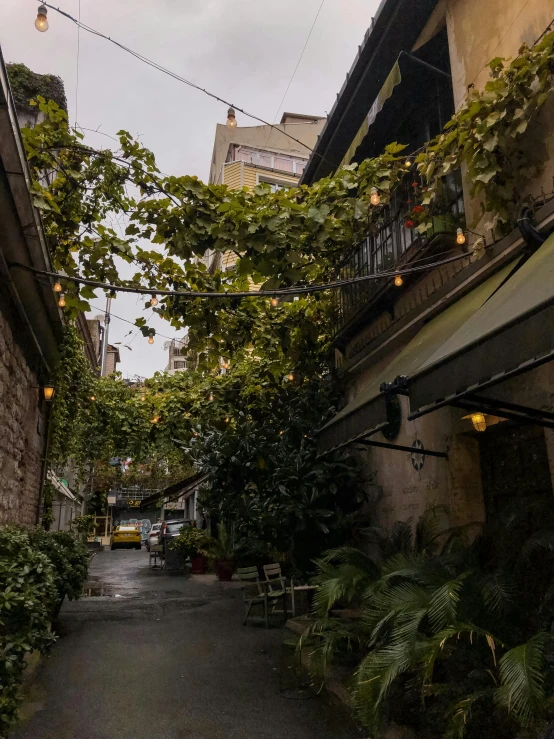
[117,527,136,532]
[150,524,161,533]
[166,522,188,534]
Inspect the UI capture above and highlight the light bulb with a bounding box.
[270,297,279,307]
[279,430,284,436]
[53,282,62,293]
[370,187,380,206]
[151,415,160,424]
[150,294,158,306]
[90,396,96,401]
[140,394,146,401]
[148,335,155,345]
[287,373,294,382]
[456,228,466,245]
[404,158,411,169]
[58,296,66,307]
[209,393,214,401]
[225,417,230,423]
[394,275,403,287]
[35,5,49,32]
[226,107,237,128]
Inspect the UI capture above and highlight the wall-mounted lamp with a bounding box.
[43,385,55,401]
[463,412,487,432]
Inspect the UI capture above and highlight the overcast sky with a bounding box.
[2,0,378,377]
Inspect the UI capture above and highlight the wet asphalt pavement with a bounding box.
[12,549,359,739]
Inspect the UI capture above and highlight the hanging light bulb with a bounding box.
[225,417,230,423]
[404,158,411,169]
[140,394,146,401]
[90,395,96,401]
[148,334,155,345]
[394,275,403,287]
[456,228,466,245]
[58,295,66,307]
[53,282,62,293]
[370,187,380,206]
[279,430,284,436]
[270,297,279,307]
[209,393,214,402]
[35,4,49,32]
[287,372,294,382]
[226,107,237,128]
[151,415,160,424]
[150,294,159,307]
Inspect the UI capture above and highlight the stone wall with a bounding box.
[0,310,46,525]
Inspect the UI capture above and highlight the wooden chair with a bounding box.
[236,566,269,628]
[262,563,290,619]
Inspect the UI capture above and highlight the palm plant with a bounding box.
[302,501,554,738]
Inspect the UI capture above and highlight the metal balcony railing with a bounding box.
[334,170,465,336]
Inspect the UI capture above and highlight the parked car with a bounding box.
[146,522,162,552]
[159,519,192,554]
[110,525,142,550]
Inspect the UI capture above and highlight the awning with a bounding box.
[47,469,77,502]
[409,233,554,417]
[317,260,516,456]
[341,50,451,167]
[139,471,208,512]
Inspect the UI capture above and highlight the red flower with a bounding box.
[413,205,424,213]
[405,220,415,229]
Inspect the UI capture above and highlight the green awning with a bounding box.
[317,261,516,456]
[409,233,554,416]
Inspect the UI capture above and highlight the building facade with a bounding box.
[207,112,325,272]
[302,0,554,531]
[0,50,64,525]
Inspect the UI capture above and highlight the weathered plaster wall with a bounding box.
[0,310,46,525]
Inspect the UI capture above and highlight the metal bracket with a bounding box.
[355,438,448,459]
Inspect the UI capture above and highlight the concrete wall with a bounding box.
[0,309,47,525]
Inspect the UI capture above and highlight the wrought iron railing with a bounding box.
[333,170,465,335]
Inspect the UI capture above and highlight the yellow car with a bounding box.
[110,526,142,550]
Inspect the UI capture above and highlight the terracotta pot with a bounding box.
[215,558,235,581]
[190,555,206,574]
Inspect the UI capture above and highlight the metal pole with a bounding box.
[100,296,112,376]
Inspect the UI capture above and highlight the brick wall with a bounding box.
[0,311,46,525]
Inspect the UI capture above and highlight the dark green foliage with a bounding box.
[6,62,67,114]
[27,527,89,602]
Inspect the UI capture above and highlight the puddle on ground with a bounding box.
[83,585,123,597]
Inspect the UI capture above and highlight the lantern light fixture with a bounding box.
[394,274,403,287]
[456,228,466,245]
[463,412,487,432]
[43,385,55,401]
[370,187,380,206]
[35,4,49,32]
[226,107,237,128]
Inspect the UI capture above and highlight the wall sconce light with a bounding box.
[43,385,55,401]
[463,412,487,432]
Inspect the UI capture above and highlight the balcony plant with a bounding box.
[213,523,237,581]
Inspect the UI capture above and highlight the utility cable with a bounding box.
[10,250,471,299]
[35,1,331,164]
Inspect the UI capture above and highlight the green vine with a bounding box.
[6,63,67,115]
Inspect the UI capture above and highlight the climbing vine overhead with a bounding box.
[17,33,554,360]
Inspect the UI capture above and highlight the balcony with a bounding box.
[333,170,465,338]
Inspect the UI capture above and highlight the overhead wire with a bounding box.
[10,249,472,299]
[35,0,338,167]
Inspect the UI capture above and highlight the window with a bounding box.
[173,360,187,369]
[258,177,292,193]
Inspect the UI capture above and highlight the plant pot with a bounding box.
[190,555,206,574]
[215,558,235,581]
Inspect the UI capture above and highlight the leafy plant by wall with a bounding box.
[6,62,67,115]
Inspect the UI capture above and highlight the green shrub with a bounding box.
[27,527,89,602]
[170,527,216,559]
[0,527,58,733]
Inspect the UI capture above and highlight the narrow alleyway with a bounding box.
[13,550,358,739]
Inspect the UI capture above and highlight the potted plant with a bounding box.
[214,523,236,581]
[170,527,215,574]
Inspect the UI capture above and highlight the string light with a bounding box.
[394,275,403,287]
[35,4,49,32]
[150,294,158,306]
[151,415,160,424]
[53,282,62,293]
[225,417,230,423]
[148,334,155,345]
[370,187,380,206]
[279,430,284,435]
[90,395,96,401]
[287,372,294,381]
[209,393,214,401]
[58,295,66,307]
[140,394,146,401]
[270,297,279,307]
[456,228,466,245]
[404,158,411,168]
[226,107,237,128]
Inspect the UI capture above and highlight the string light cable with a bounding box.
[32,1,335,165]
[10,248,472,300]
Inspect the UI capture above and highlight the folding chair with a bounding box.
[263,563,289,620]
[236,566,268,628]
